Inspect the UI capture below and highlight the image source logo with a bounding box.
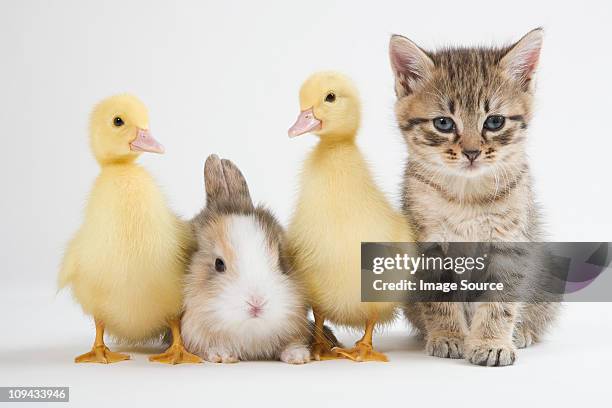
[361,242,612,302]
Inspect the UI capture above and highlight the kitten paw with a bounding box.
[513,324,537,349]
[280,345,311,365]
[204,347,239,364]
[465,341,516,367]
[425,332,464,359]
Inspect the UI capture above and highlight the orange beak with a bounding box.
[288,108,321,138]
[130,128,165,154]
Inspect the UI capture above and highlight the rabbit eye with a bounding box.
[113,116,124,127]
[325,93,336,103]
[214,258,226,273]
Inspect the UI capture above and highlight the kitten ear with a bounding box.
[389,35,434,97]
[500,28,543,88]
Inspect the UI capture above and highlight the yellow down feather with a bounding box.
[287,72,415,328]
[58,95,194,342]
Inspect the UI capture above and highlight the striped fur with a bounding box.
[390,29,559,366]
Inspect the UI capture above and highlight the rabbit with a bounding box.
[181,155,334,364]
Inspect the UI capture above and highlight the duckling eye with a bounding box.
[214,258,226,273]
[113,116,125,127]
[325,93,336,103]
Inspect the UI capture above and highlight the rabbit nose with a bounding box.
[247,295,266,307]
[247,296,267,318]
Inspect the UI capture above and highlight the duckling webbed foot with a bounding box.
[310,308,344,361]
[75,345,130,364]
[149,317,202,365]
[75,318,130,364]
[311,341,343,361]
[332,342,388,362]
[149,343,202,364]
[332,315,388,362]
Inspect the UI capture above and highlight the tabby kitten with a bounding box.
[389,29,559,366]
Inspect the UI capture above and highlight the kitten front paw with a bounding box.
[513,324,537,349]
[425,332,464,359]
[280,344,311,365]
[203,347,239,364]
[465,340,516,366]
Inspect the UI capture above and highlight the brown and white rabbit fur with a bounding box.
[181,155,321,364]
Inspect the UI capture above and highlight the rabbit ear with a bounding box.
[203,154,253,211]
[204,154,230,206]
[220,158,253,211]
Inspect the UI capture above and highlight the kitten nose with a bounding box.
[462,149,481,163]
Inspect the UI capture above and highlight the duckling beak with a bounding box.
[130,128,165,154]
[288,108,321,138]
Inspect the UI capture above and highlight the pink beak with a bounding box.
[130,128,165,154]
[288,108,321,138]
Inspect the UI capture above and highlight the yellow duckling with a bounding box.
[59,94,200,364]
[287,72,415,362]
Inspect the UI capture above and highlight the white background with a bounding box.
[1,0,611,407]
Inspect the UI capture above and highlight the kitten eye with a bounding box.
[214,258,226,273]
[433,117,455,133]
[325,93,336,103]
[113,116,125,127]
[483,115,505,131]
